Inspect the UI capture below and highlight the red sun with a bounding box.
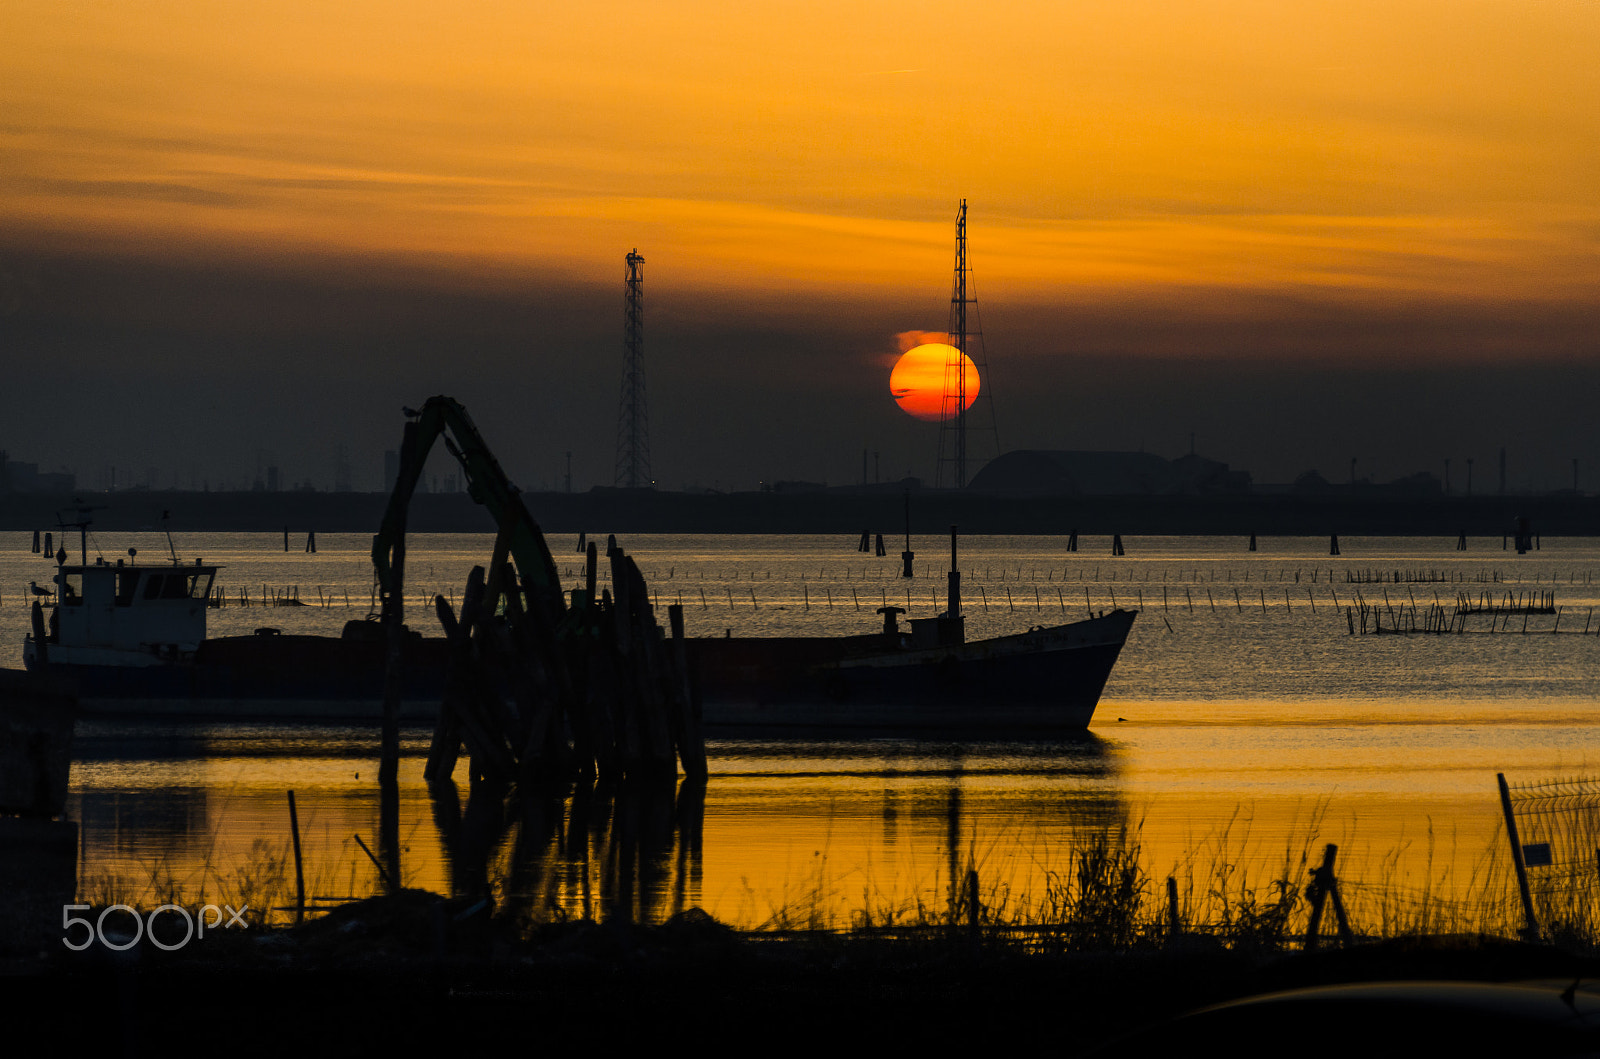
[890,342,980,422]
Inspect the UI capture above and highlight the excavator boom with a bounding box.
[372,396,564,625]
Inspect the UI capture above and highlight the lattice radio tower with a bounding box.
[614,248,652,488]
[936,200,999,488]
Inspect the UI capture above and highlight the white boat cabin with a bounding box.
[27,558,217,667]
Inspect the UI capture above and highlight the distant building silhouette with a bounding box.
[0,453,76,493]
[968,450,1249,496]
[1283,469,1443,497]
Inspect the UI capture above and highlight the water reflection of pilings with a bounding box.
[865,738,1133,924]
[427,775,705,927]
[73,789,210,859]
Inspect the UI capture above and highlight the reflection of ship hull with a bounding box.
[688,609,1137,732]
[24,610,1136,732]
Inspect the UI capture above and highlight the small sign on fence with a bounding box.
[1522,842,1553,868]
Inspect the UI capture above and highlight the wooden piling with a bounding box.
[427,572,514,785]
[287,790,305,925]
[1304,843,1353,949]
[668,604,707,779]
[608,551,644,771]
[900,491,914,578]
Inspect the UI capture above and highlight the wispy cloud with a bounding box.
[13,176,240,207]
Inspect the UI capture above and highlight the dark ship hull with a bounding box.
[688,609,1137,732]
[26,610,1137,733]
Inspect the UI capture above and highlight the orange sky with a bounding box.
[5,0,1598,312]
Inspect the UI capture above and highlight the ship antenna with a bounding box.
[56,500,105,566]
[161,510,180,564]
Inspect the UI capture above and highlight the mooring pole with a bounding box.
[287,790,306,925]
[947,524,961,617]
[1497,772,1540,940]
[901,489,914,578]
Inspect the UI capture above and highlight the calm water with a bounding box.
[8,530,1600,930]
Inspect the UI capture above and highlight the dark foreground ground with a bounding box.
[3,892,1595,1057]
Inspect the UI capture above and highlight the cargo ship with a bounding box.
[17,549,1135,732]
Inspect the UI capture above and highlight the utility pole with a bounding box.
[614,249,652,489]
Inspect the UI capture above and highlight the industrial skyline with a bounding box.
[2,2,1597,497]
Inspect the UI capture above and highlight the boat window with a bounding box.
[60,573,82,606]
[116,570,139,606]
[188,572,213,601]
[142,573,191,600]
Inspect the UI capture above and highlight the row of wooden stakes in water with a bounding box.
[1347,597,1599,635]
[207,585,343,607]
[561,581,1594,622]
[551,563,1594,586]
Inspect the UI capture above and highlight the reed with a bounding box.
[715,804,1600,958]
[70,794,1600,958]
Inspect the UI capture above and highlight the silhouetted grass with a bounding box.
[72,800,1600,958]
[738,807,1600,959]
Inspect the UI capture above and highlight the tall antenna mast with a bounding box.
[614,248,652,488]
[936,201,998,488]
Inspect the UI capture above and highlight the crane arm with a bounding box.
[372,396,565,627]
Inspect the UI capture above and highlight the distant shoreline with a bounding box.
[2,488,1596,538]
